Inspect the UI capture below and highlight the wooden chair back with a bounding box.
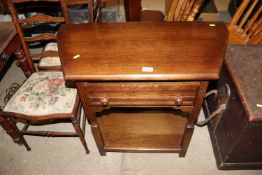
[140,0,204,22]
[228,0,262,44]
[6,0,70,72]
[66,0,106,23]
[167,0,204,21]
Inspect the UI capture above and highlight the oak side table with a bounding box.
[57,22,228,156]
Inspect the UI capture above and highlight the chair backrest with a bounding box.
[167,0,204,21]
[65,0,102,23]
[6,0,70,72]
[228,0,262,44]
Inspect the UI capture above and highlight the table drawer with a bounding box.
[85,82,200,106]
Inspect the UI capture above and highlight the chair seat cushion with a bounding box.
[4,71,77,116]
[39,42,61,67]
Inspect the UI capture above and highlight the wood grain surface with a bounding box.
[57,22,228,81]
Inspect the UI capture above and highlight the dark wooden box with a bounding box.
[203,45,262,170]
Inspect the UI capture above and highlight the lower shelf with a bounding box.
[96,109,188,152]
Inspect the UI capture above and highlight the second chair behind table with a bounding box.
[7,0,104,71]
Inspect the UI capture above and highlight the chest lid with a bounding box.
[225,45,262,123]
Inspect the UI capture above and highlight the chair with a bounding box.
[1,0,89,154]
[0,65,89,153]
[140,0,204,22]
[6,0,103,71]
[66,0,107,23]
[6,0,70,71]
[227,0,262,44]
[166,0,204,21]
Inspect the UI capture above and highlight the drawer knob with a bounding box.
[100,97,109,106]
[174,95,183,105]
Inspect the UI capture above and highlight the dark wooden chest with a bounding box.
[203,45,262,170]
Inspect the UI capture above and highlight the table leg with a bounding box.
[179,81,209,157]
[76,82,106,156]
[91,122,106,156]
[179,121,194,157]
[124,0,141,21]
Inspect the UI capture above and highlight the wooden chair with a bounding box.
[0,70,90,154]
[6,0,103,71]
[140,0,204,22]
[1,0,89,154]
[66,0,107,23]
[6,0,71,71]
[166,0,204,21]
[227,0,262,44]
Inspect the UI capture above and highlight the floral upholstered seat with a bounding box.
[39,42,61,67]
[4,71,77,116]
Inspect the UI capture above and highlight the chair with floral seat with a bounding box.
[2,0,90,154]
[0,69,89,154]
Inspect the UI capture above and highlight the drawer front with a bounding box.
[85,82,200,106]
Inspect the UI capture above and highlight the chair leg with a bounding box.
[8,118,31,151]
[72,119,90,154]
[18,132,31,151]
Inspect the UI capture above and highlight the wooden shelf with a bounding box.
[97,109,188,152]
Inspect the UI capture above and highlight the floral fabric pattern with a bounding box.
[39,42,61,67]
[44,42,58,52]
[39,56,61,67]
[4,71,77,116]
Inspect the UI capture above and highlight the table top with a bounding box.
[225,45,262,123]
[0,22,16,54]
[57,21,228,81]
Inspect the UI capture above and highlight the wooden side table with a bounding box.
[57,22,228,156]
